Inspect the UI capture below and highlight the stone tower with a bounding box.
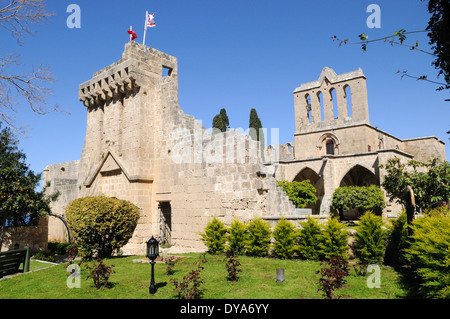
[293,67,369,133]
[45,41,300,254]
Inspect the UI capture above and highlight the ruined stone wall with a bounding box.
[43,160,80,242]
[45,42,297,254]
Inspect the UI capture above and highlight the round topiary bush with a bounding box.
[66,196,140,259]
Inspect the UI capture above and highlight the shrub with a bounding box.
[246,218,271,257]
[404,208,450,298]
[353,211,388,264]
[165,256,177,276]
[319,218,349,260]
[316,256,350,299]
[33,250,56,263]
[66,196,140,259]
[171,256,207,299]
[297,217,322,260]
[277,180,317,208]
[66,244,79,264]
[331,185,385,218]
[200,217,228,254]
[48,242,71,255]
[273,219,297,259]
[227,218,247,255]
[85,258,115,289]
[224,251,242,281]
[385,212,410,266]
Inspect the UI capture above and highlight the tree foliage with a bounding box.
[277,180,317,208]
[331,185,385,217]
[66,196,140,259]
[272,219,297,259]
[249,108,263,142]
[319,218,349,260]
[200,216,228,254]
[0,123,53,246]
[423,0,450,92]
[297,217,322,260]
[212,108,229,133]
[380,157,450,210]
[353,211,388,264]
[404,205,450,298]
[245,218,271,257]
[227,218,247,255]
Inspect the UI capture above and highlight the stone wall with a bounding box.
[1,218,48,254]
[45,42,297,255]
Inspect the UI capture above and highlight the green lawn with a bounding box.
[0,253,408,299]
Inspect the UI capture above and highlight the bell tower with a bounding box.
[293,67,369,133]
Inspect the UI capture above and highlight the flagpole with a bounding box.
[143,11,148,46]
[130,25,132,41]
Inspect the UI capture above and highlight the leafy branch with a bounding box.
[332,29,434,56]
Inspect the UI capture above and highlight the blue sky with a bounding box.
[2,0,449,177]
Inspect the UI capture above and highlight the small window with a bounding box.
[326,140,335,155]
[162,66,172,77]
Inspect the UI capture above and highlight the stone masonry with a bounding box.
[44,42,296,255]
[44,43,446,254]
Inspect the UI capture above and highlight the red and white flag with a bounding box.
[146,13,155,28]
[128,28,138,41]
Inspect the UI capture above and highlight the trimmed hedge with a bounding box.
[66,196,140,259]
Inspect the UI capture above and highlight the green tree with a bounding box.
[385,212,410,266]
[277,180,317,208]
[200,216,228,254]
[404,206,450,298]
[423,0,450,94]
[0,123,52,247]
[319,218,349,260]
[380,157,450,210]
[297,217,322,260]
[66,196,140,259]
[249,108,263,142]
[219,108,229,128]
[212,108,230,133]
[212,114,226,133]
[273,219,297,259]
[246,218,271,257]
[353,211,388,264]
[331,185,385,219]
[227,218,247,255]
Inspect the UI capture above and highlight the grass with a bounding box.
[0,253,408,299]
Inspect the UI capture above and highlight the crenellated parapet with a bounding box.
[78,59,151,108]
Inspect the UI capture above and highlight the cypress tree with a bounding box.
[249,108,265,159]
[219,108,229,128]
[212,114,226,133]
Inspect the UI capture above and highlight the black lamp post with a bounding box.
[146,236,159,294]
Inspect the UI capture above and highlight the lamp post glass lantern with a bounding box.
[146,236,159,294]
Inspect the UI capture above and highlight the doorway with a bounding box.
[159,202,172,245]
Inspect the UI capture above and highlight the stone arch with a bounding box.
[305,93,312,123]
[339,164,379,187]
[338,164,381,219]
[317,132,340,156]
[293,167,324,215]
[343,84,352,117]
[317,91,324,122]
[329,87,338,119]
